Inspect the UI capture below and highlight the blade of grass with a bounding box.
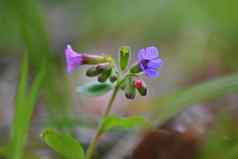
[28,61,46,109]
[153,73,238,123]
[15,53,28,109]
[9,54,46,159]
[8,0,71,129]
[9,53,29,159]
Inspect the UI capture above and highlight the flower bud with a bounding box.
[109,70,119,83]
[125,78,136,99]
[86,66,100,77]
[125,85,136,99]
[96,63,111,73]
[138,87,147,96]
[129,63,142,74]
[119,46,130,71]
[82,55,113,65]
[98,68,112,83]
[134,79,147,96]
[134,79,143,89]
[110,75,118,83]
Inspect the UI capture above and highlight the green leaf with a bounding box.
[153,73,238,123]
[41,129,85,159]
[77,81,113,96]
[119,46,130,71]
[100,116,151,133]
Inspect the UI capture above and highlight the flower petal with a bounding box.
[144,69,160,79]
[147,58,164,69]
[139,62,145,71]
[137,48,147,61]
[65,45,83,73]
[145,46,159,59]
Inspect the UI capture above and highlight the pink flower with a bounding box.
[65,45,83,74]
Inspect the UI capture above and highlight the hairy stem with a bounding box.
[86,85,120,159]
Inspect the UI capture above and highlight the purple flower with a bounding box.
[137,46,163,78]
[65,45,83,73]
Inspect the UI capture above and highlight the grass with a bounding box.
[153,73,238,123]
[9,53,46,159]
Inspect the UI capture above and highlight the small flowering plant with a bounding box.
[41,45,164,159]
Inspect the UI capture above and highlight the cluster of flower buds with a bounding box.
[86,63,118,83]
[65,44,163,100]
[124,78,147,100]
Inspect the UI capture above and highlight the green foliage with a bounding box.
[77,81,113,96]
[41,129,85,159]
[6,0,71,131]
[198,114,238,159]
[7,0,51,63]
[100,115,151,133]
[0,146,8,157]
[119,46,130,71]
[9,53,46,159]
[154,73,238,123]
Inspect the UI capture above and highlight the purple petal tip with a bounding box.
[65,45,83,74]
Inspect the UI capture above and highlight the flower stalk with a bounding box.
[86,84,120,159]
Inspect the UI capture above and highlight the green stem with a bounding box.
[86,85,120,159]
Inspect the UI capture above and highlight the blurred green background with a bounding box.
[0,0,238,158]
